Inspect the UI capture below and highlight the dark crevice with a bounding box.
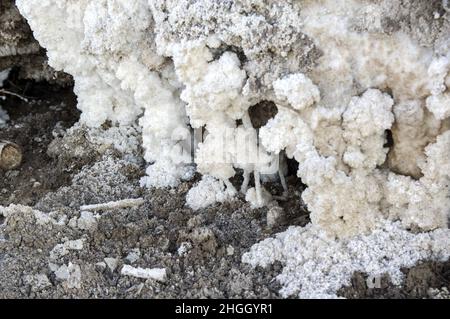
[286,156,299,179]
[0,71,80,207]
[384,129,394,148]
[248,100,278,129]
[1,67,77,120]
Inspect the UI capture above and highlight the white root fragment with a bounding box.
[0,89,29,102]
[121,265,167,282]
[80,198,144,212]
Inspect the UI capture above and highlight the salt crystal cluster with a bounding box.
[243,220,450,298]
[15,1,450,295]
[186,175,237,211]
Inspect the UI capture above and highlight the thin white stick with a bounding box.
[121,265,166,282]
[80,198,144,211]
[0,89,29,102]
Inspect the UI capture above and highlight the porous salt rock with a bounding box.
[17,0,192,189]
[186,175,236,210]
[426,93,450,120]
[427,56,449,95]
[243,221,450,299]
[273,73,320,110]
[342,89,394,170]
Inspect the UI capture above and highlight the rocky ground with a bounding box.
[0,75,449,299]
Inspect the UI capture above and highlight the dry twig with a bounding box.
[0,89,29,102]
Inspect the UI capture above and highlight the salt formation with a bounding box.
[0,0,70,84]
[243,221,450,298]
[186,175,236,210]
[15,0,450,297]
